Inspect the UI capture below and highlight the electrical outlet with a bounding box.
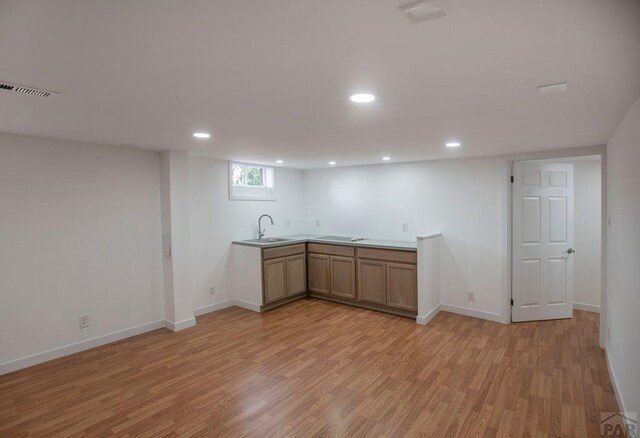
[284,220,290,228]
[79,315,89,329]
[402,223,409,232]
[315,219,320,227]
[467,291,475,302]
[210,286,216,296]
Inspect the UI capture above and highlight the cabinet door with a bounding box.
[386,263,417,311]
[308,254,330,295]
[357,259,386,305]
[263,257,287,304]
[330,256,356,299]
[286,254,307,296]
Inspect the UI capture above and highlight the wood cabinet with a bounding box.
[308,244,356,300]
[262,244,307,305]
[386,263,417,311]
[357,259,386,305]
[263,258,287,304]
[307,243,355,258]
[307,253,330,295]
[356,248,417,313]
[286,254,307,296]
[260,241,417,317]
[329,256,356,299]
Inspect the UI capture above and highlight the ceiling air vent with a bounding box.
[0,81,58,98]
[538,82,568,95]
[399,0,447,25]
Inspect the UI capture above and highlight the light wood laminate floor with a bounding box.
[0,299,620,437]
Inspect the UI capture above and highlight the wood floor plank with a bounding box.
[0,299,621,437]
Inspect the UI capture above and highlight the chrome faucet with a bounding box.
[258,214,274,239]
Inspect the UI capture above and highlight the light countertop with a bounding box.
[232,234,417,251]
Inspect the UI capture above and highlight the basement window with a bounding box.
[228,162,276,201]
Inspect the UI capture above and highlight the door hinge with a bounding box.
[510,299,514,306]
[510,176,514,183]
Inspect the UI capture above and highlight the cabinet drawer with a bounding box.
[262,243,306,260]
[307,243,355,257]
[357,247,416,264]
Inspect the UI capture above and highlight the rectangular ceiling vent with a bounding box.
[538,82,568,95]
[0,81,58,98]
[399,0,447,25]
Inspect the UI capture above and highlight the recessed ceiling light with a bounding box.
[382,156,391,161]
[193,132,211,139]
[275,159,284,164]
[350,93,375,103]
[329,161,336,166]
[446,142,461,148]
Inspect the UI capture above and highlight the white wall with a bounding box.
[188,156,305,311]
[0,134,164,369]
[0,133,610,375]
[573,159,602,309]
[416,234,441,324]
[303,157,508,320]
[605,96,640,416]
[160,151,194,329]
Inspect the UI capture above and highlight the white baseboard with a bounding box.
[573,302,600,313]
[232,299,262,313]
[164,317,196,332]
[193,301,234,317]
[605,342,629,418]
[416,305,441,325]
[0,320,166,376]
[0,301,257,376]
[439,304,504,323]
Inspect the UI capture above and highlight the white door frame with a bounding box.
[504,145,607,348]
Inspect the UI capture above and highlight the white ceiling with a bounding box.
[1,0,639,169]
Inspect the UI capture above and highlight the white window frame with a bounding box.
[228,161,276,201]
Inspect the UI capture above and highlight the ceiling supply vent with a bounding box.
[399,0,447,25]
[0,81,58,98]
[538,82,568,95]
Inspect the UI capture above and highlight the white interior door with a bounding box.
[512,162,575,322]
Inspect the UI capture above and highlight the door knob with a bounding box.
[566,248,575,254]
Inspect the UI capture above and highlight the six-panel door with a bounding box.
[512,162,574,322]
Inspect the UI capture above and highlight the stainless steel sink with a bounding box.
[243,237,292,243]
